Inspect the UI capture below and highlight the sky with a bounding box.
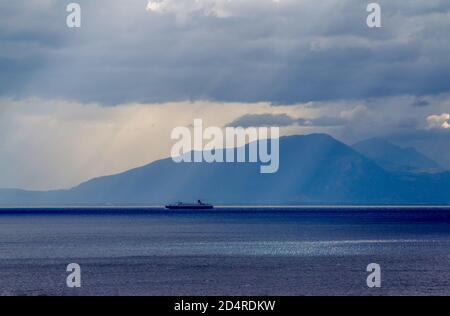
[0,0,450,190]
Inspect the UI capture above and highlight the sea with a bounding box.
[0,207,449,296]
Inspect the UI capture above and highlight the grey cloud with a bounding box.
[227,113,346,128]
[0,0,450,104]
[412,98,430,107]
[227,113,302,128]
[310,116,347,127]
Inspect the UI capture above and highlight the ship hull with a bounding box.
[165,205,214,210]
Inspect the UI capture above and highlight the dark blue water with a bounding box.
[0,207,449,295]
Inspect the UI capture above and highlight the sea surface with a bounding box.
[0,207,449,296]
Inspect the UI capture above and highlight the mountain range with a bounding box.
[0,134,449,206]
[352,138,444,173]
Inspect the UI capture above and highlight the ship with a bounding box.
[165,200,214,210]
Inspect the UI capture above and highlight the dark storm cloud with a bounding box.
[1,0,450,104]
[412,98,431,107]
[227,113,302,128]
[227,113,346,128]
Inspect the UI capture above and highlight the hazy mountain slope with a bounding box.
[388,132,450,171]
[67,134,394,204]
[1,134,450,205]
[352,138,443,173]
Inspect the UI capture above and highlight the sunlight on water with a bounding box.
[0,210,449,295]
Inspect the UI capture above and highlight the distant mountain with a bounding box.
[1,134,450,206]
[352,138,443,173]
[388,131,450,171]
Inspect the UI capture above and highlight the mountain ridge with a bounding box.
[1,134,450,206]
[352,138,444,173]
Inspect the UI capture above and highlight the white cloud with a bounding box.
[146,0,280,19]
[426,113,450,129]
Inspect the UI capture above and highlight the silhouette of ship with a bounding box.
[165,200,214,210]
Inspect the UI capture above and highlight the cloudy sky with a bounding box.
[1,0,450,190]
